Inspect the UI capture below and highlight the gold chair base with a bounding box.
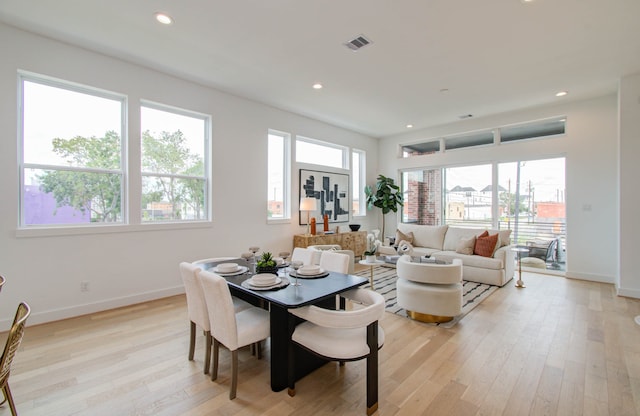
[406,310,454,323]
[367,402,378,416]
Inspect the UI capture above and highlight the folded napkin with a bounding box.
[216,263,239,273]
[298,265,321,275]
[252,273,277,285]
[273,257,285,265]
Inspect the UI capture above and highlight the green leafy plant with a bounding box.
[365,174,404,238]
[256,252,277,274]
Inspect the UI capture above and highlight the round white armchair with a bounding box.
[395,255,463,323]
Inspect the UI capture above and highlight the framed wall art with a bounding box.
[299,169,350,225]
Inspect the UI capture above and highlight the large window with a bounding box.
[498,158,566,269]
[267,130,291,220]
[296,136,348,169]
[444,164,493,227]
[352,149,366,216]
[141,103,209,222]
[401,157,566,271]
[20,74,125,226]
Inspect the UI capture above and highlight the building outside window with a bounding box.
[140,103,209,222]
[20,74,125,227]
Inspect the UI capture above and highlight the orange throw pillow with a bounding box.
[474,232,499,257]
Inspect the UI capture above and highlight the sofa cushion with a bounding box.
[398,223,448,250]
[489,229,512,247]
[443,227,485,251]
[434,251,504,270]
[395,229,414,245]
[455,236,476,255]
[474,232,499,257]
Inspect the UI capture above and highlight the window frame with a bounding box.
[267,129,291,223]
[352,148,366,217]
[139,100,211,224]
[18,71,127,229]
[295,135,349,169]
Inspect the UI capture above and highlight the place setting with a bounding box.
[288,264,329,279]
[241,273,290,291]
[210,262,249,276]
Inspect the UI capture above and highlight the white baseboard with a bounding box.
[564,271,615,284]
[0,285,185,330]
[616,286,640,299]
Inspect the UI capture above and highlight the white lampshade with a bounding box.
[300,197,317,212]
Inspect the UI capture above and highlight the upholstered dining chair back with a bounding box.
[318,251,350,274]
[179,262,213,373]
[288,288,385,415]
[291,247,318,265]
[197,269,270,399]
[0,302,30,416]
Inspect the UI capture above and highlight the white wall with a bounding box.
[618,72,640,298]
[378,94,620,286]
[0,24,379,328]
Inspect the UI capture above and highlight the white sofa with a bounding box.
[385,224,515,287]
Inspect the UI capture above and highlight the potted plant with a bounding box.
[256,252,278,275]
[363,233,381,262]
[365,174,404,238]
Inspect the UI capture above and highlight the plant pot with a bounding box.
[256,266,278,275]
[365,255,377,263]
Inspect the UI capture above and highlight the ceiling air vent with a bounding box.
[458,114,474,119]
[344,35,372,51]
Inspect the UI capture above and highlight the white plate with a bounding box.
[297,267,325,276]
[211,265,249,276]
[248,277,282,287]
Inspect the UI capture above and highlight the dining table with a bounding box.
[195,257,368,392]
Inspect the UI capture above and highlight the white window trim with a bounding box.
[18,71,128,229]
[267,129,291,224]
[352,148,366,217]
[140,100,212,224]
[295,135,349,169]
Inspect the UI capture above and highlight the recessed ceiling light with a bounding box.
[555,90,568,97]
[521,0,534,3]
[312,83,323,90]
[406,124,413,129]
[155,12,173,25]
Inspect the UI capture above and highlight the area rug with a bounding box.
[355,265,498,328]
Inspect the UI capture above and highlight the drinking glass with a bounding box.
[290,260,303,287]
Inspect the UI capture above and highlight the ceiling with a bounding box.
[1,0,639,138]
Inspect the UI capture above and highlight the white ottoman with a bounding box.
[396,255,463,323]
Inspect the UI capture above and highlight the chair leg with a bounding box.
[3,384,17,416]
[287,337,296,397]
[230,350,238,400]
[211,338,219,381]
[188,321,196,361]
[256,341,262,359]
[203,331,211,374]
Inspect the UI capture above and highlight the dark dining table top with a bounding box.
[195,257,368,309]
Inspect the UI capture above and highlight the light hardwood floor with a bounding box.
[3,271,640,416]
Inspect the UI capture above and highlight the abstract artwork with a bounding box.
[299,169,349,224]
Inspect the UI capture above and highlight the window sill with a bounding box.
[15,220,213,238]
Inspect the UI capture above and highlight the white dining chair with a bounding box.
[318,250,350,274]
[288,288,385,415]
[291,247,318,265]
[179,262,251,374]
[197,269,271,399]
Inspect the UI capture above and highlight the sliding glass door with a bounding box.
[401,157,566,271]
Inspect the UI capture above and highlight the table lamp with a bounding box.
[300,197,317,236]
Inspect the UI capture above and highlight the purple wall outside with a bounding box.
[24,185,90,224]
